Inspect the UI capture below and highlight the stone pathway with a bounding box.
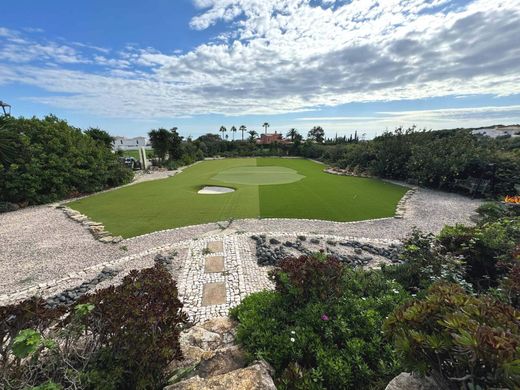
[177,236,273,323]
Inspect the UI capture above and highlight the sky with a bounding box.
[1,0,520,139]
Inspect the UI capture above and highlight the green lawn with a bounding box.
[69,158,408,237]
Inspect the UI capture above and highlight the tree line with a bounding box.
[149,125,519,197]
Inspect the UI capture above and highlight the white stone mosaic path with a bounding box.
[177,235,273,323]
[0,232,275,323]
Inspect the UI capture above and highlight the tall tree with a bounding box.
[248,130,258,143]
[219,126,227,140]
[168,127,183,160]
[287,128,299,141]
[148,128,171,161]
[262,122,270,135]
[85,127,114,149]
[239,125,247,141]
[230,125,237,141]
[307,126,325,143]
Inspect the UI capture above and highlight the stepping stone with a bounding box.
[205,256,225,273]
[202,282,226,306]
[206,241,223,253]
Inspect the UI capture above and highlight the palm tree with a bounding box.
[239,125,247,141]
[248,130,258,143]
[262,122,270,135]
[287,128,298,141]
[219,126,227,140]
[230,125,237,141]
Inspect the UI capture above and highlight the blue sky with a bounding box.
[1,0,520,139]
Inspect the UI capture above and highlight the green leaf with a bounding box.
[12,329,43,358]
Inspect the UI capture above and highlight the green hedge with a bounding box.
[0,115,133,205]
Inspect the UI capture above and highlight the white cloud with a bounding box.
[1,0,520,120]
[296,116,378,121]
[283,105,520,138]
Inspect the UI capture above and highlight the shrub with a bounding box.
[381,229,469,294]
[163,159,177,171]
[475,202,520,224]
[438,217,520,290]
[384,282,520,389]
[272,254,344,305]
[0,265,187,390]
[0,115,133,205]
[0,298,65,370]
[78,265,189,389]
[230,258,408,390]
[494,245,520,309]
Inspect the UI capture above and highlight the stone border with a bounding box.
[323,167,372,178]
[58,205,123,244]
[394,188,416,219]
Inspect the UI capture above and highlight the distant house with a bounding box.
[257,132,290,145]
[112,136,147,150]
[471,126,520,138]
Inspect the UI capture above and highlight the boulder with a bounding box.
[165,360,276,390]
[196,346,246,378]
[385,373,440,390]
[200,317,235,333]
[180,326,222,351]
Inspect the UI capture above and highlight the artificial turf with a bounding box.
[69,158,408,238]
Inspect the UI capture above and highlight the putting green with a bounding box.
[211,166,304,185]
[69,158,409,238]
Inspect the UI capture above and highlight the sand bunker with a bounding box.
[198,186,235,194]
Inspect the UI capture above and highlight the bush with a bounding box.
[384,282,520,389]
[0,265,188,390]
[493,244,520,309]
[381,229,469,294]
[230,257,408,389]
[78,265,188,389]
[0,115,133,205]
[438,217,520,290]
[163,159,177,171]
[476,202,515,224]
[272,254,344,305]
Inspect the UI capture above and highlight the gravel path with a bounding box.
[0,187,481,298]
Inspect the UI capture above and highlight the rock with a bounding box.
[200,317,236,336]
[310,238,320,244]
[196,346,246,378]
[99,236,114,243]
[165,360,276,390]
[89,225,105,232]
[181,327,223,351]
[385,373,440,390]
[182,345,215,363]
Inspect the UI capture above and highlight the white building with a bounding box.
[112,136,147,150]
[471,126,520,138]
